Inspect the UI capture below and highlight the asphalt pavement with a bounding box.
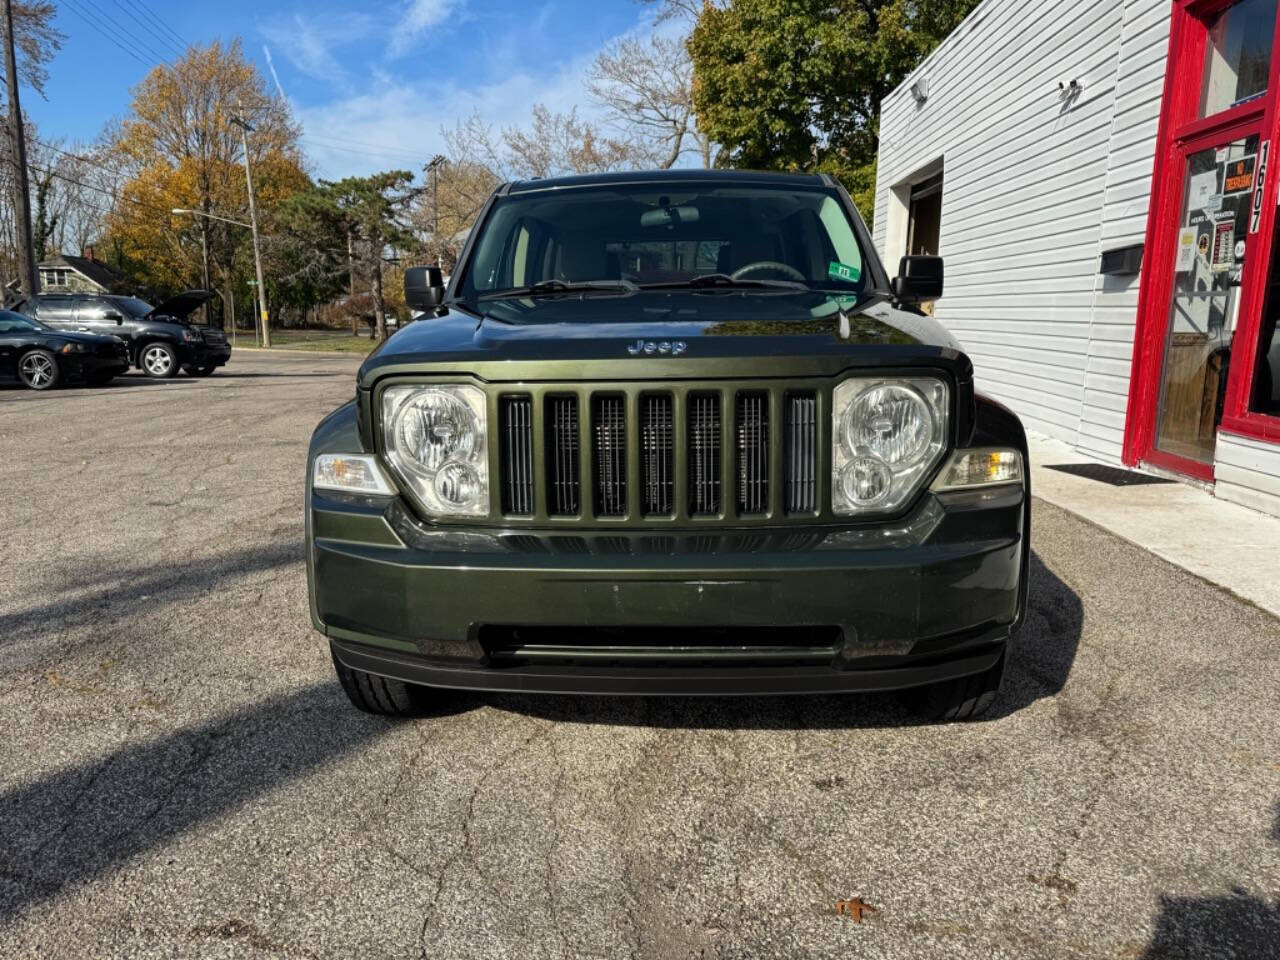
[1,351,1277,959]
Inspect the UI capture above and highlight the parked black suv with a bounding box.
[19,290,231,378]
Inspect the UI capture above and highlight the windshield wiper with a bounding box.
[478,278,638,300]
[638,273,809,292]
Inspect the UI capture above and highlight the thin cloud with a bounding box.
[262,44,288,102]
[388,0,457,58]
[260,12,375,86]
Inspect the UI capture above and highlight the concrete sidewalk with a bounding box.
[1027,432,1280,619]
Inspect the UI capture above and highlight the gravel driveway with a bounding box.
[1,351,1277,959]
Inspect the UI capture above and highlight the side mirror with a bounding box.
[104,311,123,324]
[892,255,943,303]
[405,265,445,310]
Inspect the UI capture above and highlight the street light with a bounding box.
[229,110,271,349]
[172,207,252,229]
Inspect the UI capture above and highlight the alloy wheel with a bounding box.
[19,352,55,389]
[142,345,173,376]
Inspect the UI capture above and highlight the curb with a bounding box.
[232,346,372,359]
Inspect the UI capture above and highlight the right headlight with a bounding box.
[382,384,489,517]
[832,377,948,515]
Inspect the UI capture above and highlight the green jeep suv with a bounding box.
[306,170,1029,722]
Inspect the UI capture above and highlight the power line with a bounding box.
[58,0,162,70]
[303,132,430,159]
[121,0,189,50]
[27,161,175,219]
[300,137,427,163]
[110,0,185,59]
[79,0,174,64]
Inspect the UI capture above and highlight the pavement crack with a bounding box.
[544,733,572,960]
[417,724,552,959]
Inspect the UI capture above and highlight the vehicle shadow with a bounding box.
[1140,802,1280,958]
[0,681,396,923]
[486,550,1082,731]
[0,541,301,642]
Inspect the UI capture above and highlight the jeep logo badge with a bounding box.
[627,339,687,356]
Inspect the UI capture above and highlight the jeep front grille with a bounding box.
[547,395,580,516]
[499,395,534,516]
[592,395,627,516]
[641,394,674,516]
[688,393,721,516]
[786,393,818,513]
[495,382,825,524]
[736,392,769,515]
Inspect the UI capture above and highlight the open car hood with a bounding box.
[146,289,217,321]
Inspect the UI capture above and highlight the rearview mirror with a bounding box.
[640,205,700,228]
[405,265,445,310]
[892,255,943,303]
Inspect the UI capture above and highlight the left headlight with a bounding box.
[832,377,948,515]
[60,342,88,354]
[382,384,489,518]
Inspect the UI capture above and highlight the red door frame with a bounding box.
[1124,0,1280,479]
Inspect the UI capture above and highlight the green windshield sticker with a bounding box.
[828,260,861,283]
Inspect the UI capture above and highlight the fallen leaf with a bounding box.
[835,897,878,923]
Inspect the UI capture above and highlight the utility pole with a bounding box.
[230,109,270,348]
[198,220,212,325]
[346,229,357,336]
[427,154,447,268]
[3,0,37,296]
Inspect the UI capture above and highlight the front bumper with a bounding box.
[62,350,128,381]
[178,341,231,367]
[310,483,1028,696]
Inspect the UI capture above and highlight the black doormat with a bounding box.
[1044,463,1177,486]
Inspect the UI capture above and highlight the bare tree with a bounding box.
[423,106,649,255]
[502,104,644,179]
[638,0,714,24]
[5,2,62,98]
[588,33,710,169]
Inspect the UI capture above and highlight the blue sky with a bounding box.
[33,0,655,178]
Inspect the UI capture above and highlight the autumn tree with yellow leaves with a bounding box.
[102,41,309,328]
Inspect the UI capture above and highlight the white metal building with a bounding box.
[874,0,1280,517]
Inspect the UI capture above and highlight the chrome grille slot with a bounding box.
[546,395,581,516]
[736,391,769,514]
[592,395,627,516]
[640,394,674,516]
[687,393,722,516]
[499,395,534,516]
[786,392,817,513]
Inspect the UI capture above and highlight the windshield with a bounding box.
[458,183,869,302]
[108,296,154,318]
[0,312,44,333]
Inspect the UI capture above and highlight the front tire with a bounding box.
[140,342,179,378]
[331,650,436,717]
[901,646,1006,722]
[18,349,60,390]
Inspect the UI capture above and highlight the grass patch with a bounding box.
[233,328,382,355]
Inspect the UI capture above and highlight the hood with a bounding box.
[358,290,967,388]
[145,289,217,322]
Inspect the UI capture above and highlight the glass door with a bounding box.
[1154,131,1262,464]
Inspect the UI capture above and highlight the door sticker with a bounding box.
[1212,221,1235,272]
[1176,228,1197,272]
[1189,170,1219,211]
[1250,139,1270,234]
[1224,155,1257,194]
